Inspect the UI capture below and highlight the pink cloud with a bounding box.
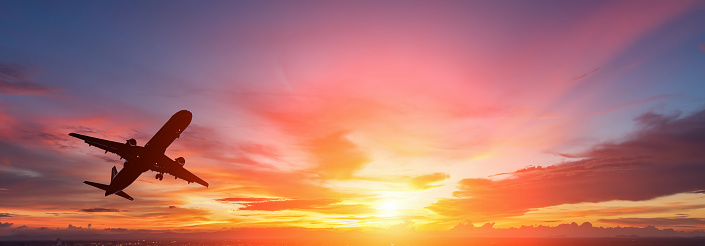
[428,109,705,220]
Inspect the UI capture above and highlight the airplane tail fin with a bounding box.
[83,181,134,201]
[111,166,117,181]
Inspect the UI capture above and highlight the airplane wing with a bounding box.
[69,133,139,159]
[155,157,209,187]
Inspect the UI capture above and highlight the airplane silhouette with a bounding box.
[69,110,208,200]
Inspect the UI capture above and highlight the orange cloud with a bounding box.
[599,217,705,229]
[77,208,120,213]
[218,197,375,214]
[308,131,369,180]
[561,205,705,218]
[408,172,449,190]
[223,198,338,211]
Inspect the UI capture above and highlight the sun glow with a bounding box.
[377,199,401,216]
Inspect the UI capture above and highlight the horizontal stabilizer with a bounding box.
[83,181,134,201]
[115,191,134,201]
[84,181,109,190]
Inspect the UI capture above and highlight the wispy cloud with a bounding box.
[572,67,600,81]
[0,63,56,95]
[217,197,375,214]
[78,208,120,213]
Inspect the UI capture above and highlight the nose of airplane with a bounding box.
[176,110,192,121]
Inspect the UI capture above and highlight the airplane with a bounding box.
[69,110,208,201]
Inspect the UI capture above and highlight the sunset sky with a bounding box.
[2,0,705,238]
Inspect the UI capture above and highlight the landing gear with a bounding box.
[155,173,163,181]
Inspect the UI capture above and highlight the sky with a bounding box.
[1,0,705,239]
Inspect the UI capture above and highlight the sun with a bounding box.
[377,199,400,216]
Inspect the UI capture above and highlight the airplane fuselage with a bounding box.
[103,110,192,196]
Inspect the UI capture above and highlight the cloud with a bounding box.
[78,208,120,213]
[206,165,349,200]
[172,125,361,201]
[428,109,705,220]
[0,163,43,178]
[237,199,339,211]
[0,140,112,210]
[3,221,705,241]
[385,220,415,234]
[127,207,213,225]
[445,221,705,237]
[561,204,705,218]
[0,63,55,95]
[572,67,600,81]
[308,131,369,180]
[216,197,276,202]
[0,213,14,217]
[218,197,375,214]
[599,217,705,228]
[0,221,13,228]
[537,94,674,119]
[408,172,449,190]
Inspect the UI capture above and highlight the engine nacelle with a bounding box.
[176,157,185,166]
[126,138,137,146]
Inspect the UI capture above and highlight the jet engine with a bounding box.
[126,138,137,146]
[176,157,185,166]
